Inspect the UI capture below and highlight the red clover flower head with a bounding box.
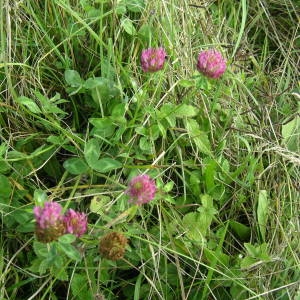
[33,201,65,243]
[197,49,226,79]
[63,209,88,237]
[126,174,156,205]
[140,47,166,73]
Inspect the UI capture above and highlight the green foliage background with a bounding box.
[0,0,299,299]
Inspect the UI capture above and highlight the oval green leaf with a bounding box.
[84,138,100,166]
[58,242,81,261]
[63,158,90,175]
[92,157,122,173]
[64,70,83,87]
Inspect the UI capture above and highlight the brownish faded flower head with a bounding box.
[99,232,128,261]
[35,222,65,243]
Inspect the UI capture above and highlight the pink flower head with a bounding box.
[197,49,226,79]
[63,209,88,237]
[141,47,166,73]
[33,201,65,243]
[126,174,156,205]
[34,201,63,229]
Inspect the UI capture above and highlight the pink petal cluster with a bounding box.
[197,49,226,79]
[63,209,88,237]
[140,47,166,73]
[126,174,156,205]
[33,201,87,242]
[34,202,65,243]
[34,201,64,229]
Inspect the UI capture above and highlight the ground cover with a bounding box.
[0,0,299,299]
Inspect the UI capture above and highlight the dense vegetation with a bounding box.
[0,0,299,299]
